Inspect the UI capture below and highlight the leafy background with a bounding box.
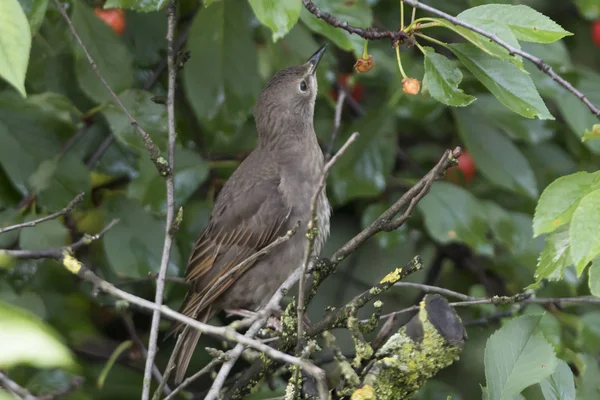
[1,0,600,399]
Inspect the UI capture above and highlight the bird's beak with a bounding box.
[306,44,327,75]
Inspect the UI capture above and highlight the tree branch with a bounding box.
[297,132,359,345]
[301,0,407,42]
[0,193,84,235]
[52,0,169,176]
[141,1,179,398]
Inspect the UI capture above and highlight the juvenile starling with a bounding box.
[169,45,331,384]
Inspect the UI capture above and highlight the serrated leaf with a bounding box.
[249,0,302,42]
[128,146,209,213]
[183,0,261,127]
[104,0,168,12]
[0,0,32,97]
[416,182,493,256]
[484,314,557,400]
[102,89,168,153]
[0,300,75,369]
[17,0,48,33]
[421,46,476,107]
[430,18,522,67]
[458,5,572,43]
[103,197,181,278]
[449,43,552,120]
[72,1,133,103]
[570,188,600,275]
[533,172,600,237]
[455,106,538,199]
[540,359,576,400]
[534,226,572,282]
[299,0,372,56]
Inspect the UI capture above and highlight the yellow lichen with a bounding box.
[379,267,402,284]
[62,251,82,274]
[352,385,376,400]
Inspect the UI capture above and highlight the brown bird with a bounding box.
[168,45,331,384]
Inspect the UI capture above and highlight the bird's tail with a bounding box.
[164,307,212,386]
[172,327,201,385]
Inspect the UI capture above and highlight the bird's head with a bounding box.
[254,45,327,145]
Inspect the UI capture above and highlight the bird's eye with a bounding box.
[300,81,308,91]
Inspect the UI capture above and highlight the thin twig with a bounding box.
[393,282,475,301]
[326,90,346,159]
[52,0,169,176]
[121,313,172,395]
[2,219,119,259]
[401,0,600,119]
[141,1,179,398]
[163,359,221,400]
[0,372,35,400]
[331,147,460,262]
[0,193,84,235]
[372,295,600,322]
[205,269,309,400]
[302,0,407,42]
[297,132,359,343]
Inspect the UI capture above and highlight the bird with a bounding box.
[167,44,331,384]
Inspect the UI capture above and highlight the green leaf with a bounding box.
[577,354,600,399]
[0,101,73,195]
[589,258,600,297]
[533,172,600,237]
[575,0,600,20]
[128,146,209,213]
[183,0,261,126]
[28,155,91,211]
[104,0,168,12]
[534,226,572,282]
[455,106,538,199]
[125,11,167,67]
[540,360,576,400]
[330,108,395,205]
[555,70,600,155]
[582,124,600,142]
[0,300,75,369]
[458,5,572,43]
[471,95,553,144]
[570,188,600,275]
[416,182,493,256]
[17,0,48,33]
[430,18,522,67]
[0,0,32,97]
[449,43,552,120]
[102,89,168,153]
[103,197,181,278]
[421,46,476,107]
[19,218,68,250]
[484,314,557,400]
[71,1,133,103]
[249,0,302,42]
[580,312,600,353]
[299,0,372,55]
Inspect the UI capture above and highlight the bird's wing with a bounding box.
[171,170,290,333]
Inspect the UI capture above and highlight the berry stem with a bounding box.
[395,45,408,79]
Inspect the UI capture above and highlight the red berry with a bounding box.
[447,150,476,183]
[331,73,365,102]
[592,20,600,47]
[95,7,126,35]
